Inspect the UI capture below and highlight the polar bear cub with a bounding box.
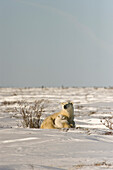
[54,114,70,128]
[40,101,75,129]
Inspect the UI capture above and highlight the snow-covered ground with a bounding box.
[0,87,113,170]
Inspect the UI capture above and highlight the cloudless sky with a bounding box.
[0,0,113,87]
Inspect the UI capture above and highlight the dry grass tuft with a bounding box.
[17,99,48,128]
[101,117,113,130]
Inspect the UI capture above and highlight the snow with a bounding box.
[0,87,113,170]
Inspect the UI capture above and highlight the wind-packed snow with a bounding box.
[0,87,113,170]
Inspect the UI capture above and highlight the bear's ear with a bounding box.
[60,102,66,106]
[67,100,73,104]
[58,114,61,118]
[70,101,73,104]
[61,101,73,105]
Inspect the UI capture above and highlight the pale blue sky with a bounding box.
[0,0,113,87]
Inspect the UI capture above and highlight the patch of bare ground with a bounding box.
[1,100,24,106]
[73,161,112,169]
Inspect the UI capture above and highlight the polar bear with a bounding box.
[40,101,75,129]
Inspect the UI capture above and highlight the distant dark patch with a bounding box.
[103,131,113,135]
